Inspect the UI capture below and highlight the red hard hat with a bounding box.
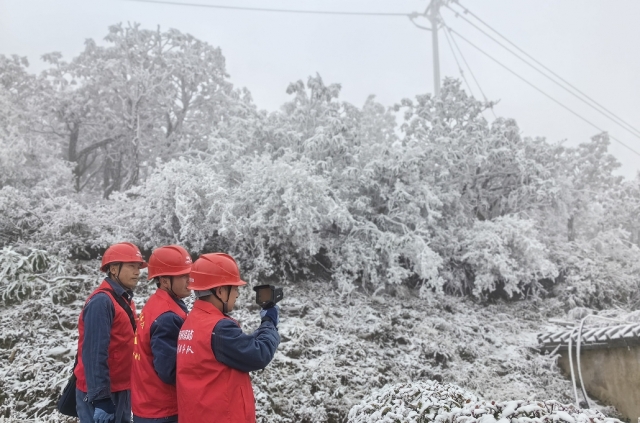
[100,242,148,272]
[189,253,247,291]
[147,245,193,280]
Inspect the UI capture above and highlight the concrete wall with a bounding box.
[558,346,640,422]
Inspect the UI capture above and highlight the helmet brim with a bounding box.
[147,268,191,280]
[187,274,247,290]
[100,261,148,273]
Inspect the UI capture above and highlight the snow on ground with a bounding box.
[0,264,622,422]
[348,381,621,423]
[248,283,586,422]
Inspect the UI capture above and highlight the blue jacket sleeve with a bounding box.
[82,292,114,402]
[149,311,185,385]
[211,319,280,373]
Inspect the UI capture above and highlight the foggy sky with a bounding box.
[1,0,638,178]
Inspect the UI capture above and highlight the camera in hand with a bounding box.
[253,284,284,309]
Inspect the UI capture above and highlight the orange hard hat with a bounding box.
[147,245,192,280]
[100,242,148,272]
[189,253,247,291]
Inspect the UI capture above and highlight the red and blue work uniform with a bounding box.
[131,289,188,423]
[74,278,136,423]
[176,300,280,423]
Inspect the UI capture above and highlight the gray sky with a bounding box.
[1,0,639,178]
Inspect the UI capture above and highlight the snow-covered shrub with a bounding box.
[347,381,477,422]
[217,152,353,278]
[347,381,622,423]
[108,156,225,252]
[554,229,640,308]
[0,246,94,305]
[458,216,558,298]
[0,298,81,421]
[0,185,130,258]
[118,149,354,278]
[331,223,443,295]
[0,160,76,252]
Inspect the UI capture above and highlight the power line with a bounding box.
[442,24,640,157]
[447,2,640,140]
[441,21,476,98]
[440,14,496,118]
[125,0,412,17]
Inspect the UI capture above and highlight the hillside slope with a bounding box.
[1,266,619,422]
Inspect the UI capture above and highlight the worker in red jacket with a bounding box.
[131,245,193,423]
[176,253,280,423]
[75,242,147,423]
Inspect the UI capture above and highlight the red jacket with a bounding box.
[176,301,256,423]
[132,289,188,418]
[75,280,136,393]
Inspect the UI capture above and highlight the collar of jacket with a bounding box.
[105,276,134,301]
[193,299,225,316]
[154,287,188,313]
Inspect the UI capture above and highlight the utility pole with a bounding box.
[410,0,443,96]
[428,0,441,97]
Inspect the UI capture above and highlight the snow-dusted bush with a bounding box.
[0,185,131,258]
[3,37,640,305]
[348,381,621,423]
[555,229,640,308]
[0,251,102,421]
[347,381,477,422]
[459,216,558,298]
[0,247,92,305]
[115,149,354,278]
[0,298,81,421]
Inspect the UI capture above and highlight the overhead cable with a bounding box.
[443,24,640,157]
[440,14,496,118]
[441,21,476,98]
[125,0,411,16]
[447,2,640,140]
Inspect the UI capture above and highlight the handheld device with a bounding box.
[253,284,284,309]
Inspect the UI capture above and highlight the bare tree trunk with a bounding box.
[67,122,81,192]
[567,215,575,242]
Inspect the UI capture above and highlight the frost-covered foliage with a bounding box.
[554,229,640,309]
[459,216,558,297]
[0,247,93,305]
[0,56,71,192]
[245,283,584,423]
[1,25,639,305]
[0,250,99,421]
[347,381,621,423]
[347,381,476,423]
[1,250,605,422]
[0,187,129,259]
[0,298,80,421]
[1,21,638,423]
